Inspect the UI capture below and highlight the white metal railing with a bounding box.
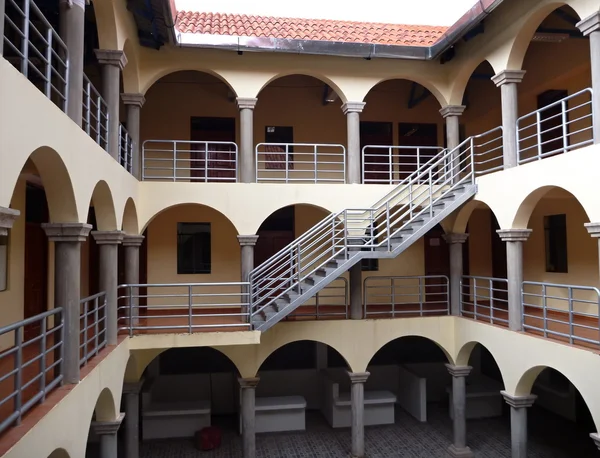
[361,146,443,184]
[522,281,600,347]
[284,278,348,320]
[119,124,133,174]
[3,0,69,111]
[517,88,594,164]
[117,283,252,334]
[82,74,109,151]
[460,276,508,326]
[256,143,346,183]
[471,126,504,176]
[142,140,238,182]
[363,275,449,317]
[79,292,107,367]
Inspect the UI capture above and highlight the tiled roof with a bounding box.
[175,11,448,47]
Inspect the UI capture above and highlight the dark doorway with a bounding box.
[537,90,568,156]
[87,208,99,296]
[490,213,508,301]
[360,122,393,183]
[398,123,438,180]
[424,224,450,304]
[254,206,295,267]
[190,117,236,181]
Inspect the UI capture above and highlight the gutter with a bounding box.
[167,0,504,60]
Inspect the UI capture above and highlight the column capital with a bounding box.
[443,233,469,244]
[445,364,472,377]
[496,228,532,242]
[491,70,526,87]
[95,49,128,70]
[577,12,600,36]
[92,230,124,245]
[238,377,260,388]
[238,235,259,246]
[439,105,466,118]
[59,0,86,9]
[501,391,537,408]
[92,412,125,435]
[584,222,600,238]
[236,97,258,110]
[0,207,20,236]
[342,101,366,114]
[347,371,370,384]
[123,378,145,395]
[42,223,92,242]
[591,433,600,450]
[122,234,145,247]
[121,93,146,108]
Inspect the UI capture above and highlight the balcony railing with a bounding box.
[361,146,444,184]
[517,88,594,164]
[364,275,450,318]
[82,74,109,151]
[142,140,238,182]
[0,308,64,435]
[79,292,107,367]
[3,0,68,111]
[460,276,508,326]
[119,124,133,174]
[256,143,346,183]
[284,278,348,320]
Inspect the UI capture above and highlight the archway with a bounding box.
[84,387,118,457]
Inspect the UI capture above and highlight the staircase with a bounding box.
[249,140,480,331]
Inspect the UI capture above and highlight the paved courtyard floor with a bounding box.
[140,405,598,457]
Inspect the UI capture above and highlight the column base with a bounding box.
[447,445,474,457]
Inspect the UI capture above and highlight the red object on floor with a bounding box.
[196,426,222,451]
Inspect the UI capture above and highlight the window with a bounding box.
[544,214,567,273]
[177,223,211,274]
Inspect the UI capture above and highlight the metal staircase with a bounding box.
[249,138,483,331]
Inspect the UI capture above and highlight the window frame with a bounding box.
[177,222,212,275]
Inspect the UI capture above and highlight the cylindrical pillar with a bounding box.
[497,229,532,331]
[237,98,258,183]
[348,372,369,458]
[123,380,144,458]
[92,231,123,345]
[577,13,600,142]
[443,233,469,316]
[95,50,128,160]
[123,235,144,327]
[239,377,260,458]
[446,364,473,457]
[122,93,146,179]
[59,0,86,125]
[342,102,366,184]
[42,223,92,384]
[349,263,362,319]
[501,391,537,458]
[440,105,466,181]
[92,413,124,458]
[491,70,526,169]
[238,235,259,321]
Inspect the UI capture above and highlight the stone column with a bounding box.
[122,235,144,327]
[92,413,124,458]
[497,229,532,331]
[239,377,260,458]
[584,223,600,280]
[440,106,466,181]
[0,207,20,235]
[42,223,92,384]
[91,231,123,345]
[238,235,259,322]
[591,433,600,450]
[0,208,19,292]
[501,391,536,458]
[342,102,366,184]
[349,263,362,319]
[121,93,146,179]
[59,0,85,125]
[491,70,526,169]
[348,372,369,458]
[446,364,473,457]
[95,50,128,160]
[237,98,258,183]
[123,380,144,458]
[443,233,469,316]
[578,13,600,143]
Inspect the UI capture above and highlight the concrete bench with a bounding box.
[142,400,211,439]
[255,396,307,433]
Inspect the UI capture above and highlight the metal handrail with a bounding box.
[517,88,594,164]
[3,0,69,111]
[284,278,349,320]
[460,275,509,326]
[82,74,109,151]
[117,282,252,334]
[522,281,600,347]
[119,124,134,174]
[0,308,64,434]
[361,146,444,184]
[142,140,239,182]
[79,292,107,367]
[364,275,450,317]
[255,143,346,183]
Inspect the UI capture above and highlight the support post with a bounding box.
[497,229,532,331]
[121,93,146,179]
[239,377,260,458]
[95,50,128,160]
[577,13,600,143]
[123,235,144,327]
[491,70,526,169]
[342,102,366,184]
[349,263,362,319]
[440,105,466,182]
[584,223,600,280]
[443,233,469,316]
[42,223,92,383]
[237,98,258,183]
[348,372,369,458]
[446,364,474,457]
[92,413,125,458]
[237,235,259,322]
[501,391,536,458]
[123,380,144,458]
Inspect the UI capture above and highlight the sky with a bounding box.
[174,0,479,26]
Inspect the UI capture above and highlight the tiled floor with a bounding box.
[140,405,599,457]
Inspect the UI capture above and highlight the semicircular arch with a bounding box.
[87,180,118,231]
[121,197,140,234]
[140,68,239,97]
[255,72,348,103]
[140,203,240,235]
[368,334,455,368]
[360,75,448,108]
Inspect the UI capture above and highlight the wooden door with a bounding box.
[398,123,438,180]
[360,122,393,183]
[424,225,450,307]
[190,117,236,181]
[537,90,568,156]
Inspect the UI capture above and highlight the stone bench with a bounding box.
[255,396,307,433]
[142,400,211,439]
[333,390,397,427]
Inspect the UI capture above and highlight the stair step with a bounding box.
[326,260,339,269]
